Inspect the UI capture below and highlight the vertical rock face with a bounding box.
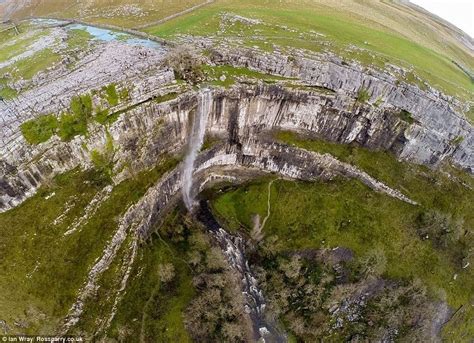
[209,86,409,152]
[208,84,472,172]
[0,82,472,212]
[1,45,473,212]
[209,47,472,168]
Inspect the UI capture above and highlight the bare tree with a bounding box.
[162,46,204,84]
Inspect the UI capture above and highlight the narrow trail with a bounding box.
[134,0,215,30]
[260,178,276,232]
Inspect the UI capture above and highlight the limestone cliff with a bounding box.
[1,38,472,213]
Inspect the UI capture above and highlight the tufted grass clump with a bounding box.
[398,109,415,124]
[102,84,119,107]
[94,107,110,125]
[90,131,115,182]
[57,112,88,141]
[450,135,464,146]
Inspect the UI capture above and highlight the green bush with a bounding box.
[70,94,93,118]
[164,47,204,84]
[119,87,130,100]
[102,84,119,107]
[398,109,415,124]
[467,106,474,121]
[360,247,387,278]
[57,94,93,141]
[20,115,58,145]
[0,85,17,100]
[90,150,113,181]
[416,210,464,249]
[356,88,370,103]
[90,131,115,181]
[94,108,110,125]
[57,112,88,141]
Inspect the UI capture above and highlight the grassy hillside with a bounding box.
[0,156,178,334]
[5,0,205,28]
[145,0,473,103]
[3,0,472,104]
[5,0,472,61]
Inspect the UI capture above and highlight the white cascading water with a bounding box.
[182,89,212,210]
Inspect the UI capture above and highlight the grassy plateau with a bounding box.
[145,0,473,106]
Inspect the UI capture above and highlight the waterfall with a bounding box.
[182,89,212,210]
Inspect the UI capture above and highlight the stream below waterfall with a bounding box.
[195,200,286,343]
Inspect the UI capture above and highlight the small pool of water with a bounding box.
[31,18,163,50]
[68,24,163,50]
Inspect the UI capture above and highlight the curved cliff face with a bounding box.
[0,79,472,212]
[210,86,408,151]
[209,46,472,167]
[59,137,420,334]
[130,138,419,239]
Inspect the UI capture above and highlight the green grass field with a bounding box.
[10,0,206,29]
[98,210,196,343]
[213,177,472,303]
[0,24,93,98]
[146,0,473,104]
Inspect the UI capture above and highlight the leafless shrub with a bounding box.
[360,247,387,278]
[157,263,175,283]
[162,46,204,84]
